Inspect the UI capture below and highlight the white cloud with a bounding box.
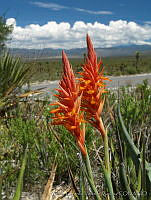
[144,21,151,25]
[6,18,151,49]
[6,18,16,26]
[31,2,68,11]
[75,8,113,15]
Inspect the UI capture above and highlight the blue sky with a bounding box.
[1,0,151,49]
[1,0,150,26]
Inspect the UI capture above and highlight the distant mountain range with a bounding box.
[8,45,151,59]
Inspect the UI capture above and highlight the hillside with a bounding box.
[8,45,151,59]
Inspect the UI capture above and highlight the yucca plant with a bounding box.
[0,53,32,112]
[0,53,31,97]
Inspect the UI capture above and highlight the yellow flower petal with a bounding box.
[87,90,94,94]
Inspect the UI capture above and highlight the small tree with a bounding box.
[0,16,13,51]
[135,51,140,71]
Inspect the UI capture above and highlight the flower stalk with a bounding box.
[103,131,115,200]
[82,148,102,200]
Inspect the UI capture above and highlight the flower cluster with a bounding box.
[50,35,110,156]
[50,51,86,156]
[79,34,111,137]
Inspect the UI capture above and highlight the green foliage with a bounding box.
[25,58,83,82]
[119,80,151,130]
[0,101,80,198]
[13,147,28,200]
[0,16,13,51]
[23,55,151,83]
[0,53,31,113]
[0,53,31,97]
[117,104,151,199]
[0,82,151,199]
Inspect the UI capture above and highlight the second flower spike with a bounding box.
[79,34,111,137]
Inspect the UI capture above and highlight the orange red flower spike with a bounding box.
[79,34,110,137]
[50,50,86,156]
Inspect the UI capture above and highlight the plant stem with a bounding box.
[104,132,110,173]
[79,168,86,200]
[103,132,115,200]
[83,148,102,200]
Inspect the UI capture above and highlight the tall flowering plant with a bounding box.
[50,35,114,200]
